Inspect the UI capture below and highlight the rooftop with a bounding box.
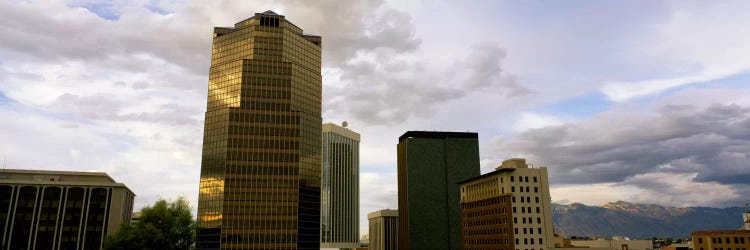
[692,230,750,236]
[398,131,478,142]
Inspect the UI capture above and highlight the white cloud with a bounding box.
[600,1,750,101]
[512,112,565,132]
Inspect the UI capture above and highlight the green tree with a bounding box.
[104,196,195,250]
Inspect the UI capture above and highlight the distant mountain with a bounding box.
[552,201,746,239]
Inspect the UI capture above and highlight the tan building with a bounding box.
[321,123,360,249]
[459,158,555,250]
[692,230,750,250]
[568,238,653,250]
[0,169,135,250]
[195,10,323,250]
[368,209,399,250]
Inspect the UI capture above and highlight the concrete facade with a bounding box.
[321,123,360,249]
[368,209,398,250]
[397,131,480,250]
[0,169,134,250]
[459,158,555,250]
[569,238,654,250]
[692,230,750,250]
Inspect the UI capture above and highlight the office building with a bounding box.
[320,122,360,249]
[458,158,555,250]
[397,131,481,250]
[195,10,322,250]
[692,230,750,250]
[744,210,749,230]
[369,209,399,250]
[0,169,135,250]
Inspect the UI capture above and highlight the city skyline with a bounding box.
[1,0,750,238]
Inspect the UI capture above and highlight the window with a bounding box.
[538,228,542,234]
[511,176,514,182]
[516,239,519,244]
[512,186,516,192]
[515,228,518,234]
[514,207,517,213]
[718,238,722,244]
[522,217,526,223]
[531,238,535,244]
[536,197,539,203]
[525,238,528,244]
[521,207,525,213]
[525,176,529,182]
[513,196,516,202]
[540,239,543,244]
[534,177,537,182]
[514,217,517,223]
[535,187,538,193]
[699,238,702,244]
[536,207,540,213]
[523,228,527,234]
[526,187,530,192]
[537,217,541,223]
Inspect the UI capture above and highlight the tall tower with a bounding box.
[397,131,481,250]
[320,123,360,249]
[196,11,322,250]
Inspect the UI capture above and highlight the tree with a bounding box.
[104,197,195,250]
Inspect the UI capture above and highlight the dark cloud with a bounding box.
[497,103,750,186]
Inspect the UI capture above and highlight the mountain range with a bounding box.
[552,201,747,239]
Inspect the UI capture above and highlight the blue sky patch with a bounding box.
[73,2,120,20]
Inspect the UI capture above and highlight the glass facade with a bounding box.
[196,11,322,250]
[320,123,360,248]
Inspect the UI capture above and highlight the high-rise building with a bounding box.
[368,209,399,250]
[458,158,555,250]
[195,10,322,250]
[320,123,360,249]
[397,131,481,250]
[0,169,135,250]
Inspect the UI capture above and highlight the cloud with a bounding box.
[602,67,748,102]
[599,1,750,101]
[325,42,529,125]
[494,88,750,206]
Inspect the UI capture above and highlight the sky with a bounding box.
[2,0,750,236]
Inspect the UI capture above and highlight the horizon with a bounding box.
[1,0,750,238]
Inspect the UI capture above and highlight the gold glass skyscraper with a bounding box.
[196,11,322,250]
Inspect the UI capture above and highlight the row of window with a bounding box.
[509,176,538,183]
[705,237,749,244]
[515,227,544,235]
[515,237,544,245]
[514,217,543,224]
[511,186,539,193]
[513,196,541,204]
[513,206,541,214]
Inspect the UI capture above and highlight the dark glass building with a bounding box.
[0,169,134,250]
[397,131,481,250]
[195,10,322,250]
